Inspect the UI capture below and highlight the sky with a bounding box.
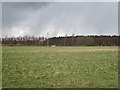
[0,2,2,38]
[2,1,118,37]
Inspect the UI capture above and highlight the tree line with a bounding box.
[2,35,119,46]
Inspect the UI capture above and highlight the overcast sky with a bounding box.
[2,2,118,37]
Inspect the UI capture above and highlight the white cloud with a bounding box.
[3,26,30,37]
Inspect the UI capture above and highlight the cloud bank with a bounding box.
[2,2,118,37]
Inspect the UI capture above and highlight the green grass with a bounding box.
[0,46,2,89]
[2,46,118,88]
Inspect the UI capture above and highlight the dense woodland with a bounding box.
[2,35,119,46]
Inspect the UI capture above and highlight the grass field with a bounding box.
[2,46,118,88]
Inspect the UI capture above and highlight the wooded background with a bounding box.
[2,35,119,46]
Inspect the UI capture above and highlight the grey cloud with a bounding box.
[0,2,2,37]
[2,2,50,28]
[2,0,119,2]
[2,2,118,37]
[3,2,49,10]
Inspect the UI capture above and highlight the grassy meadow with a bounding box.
[2,46,118,88]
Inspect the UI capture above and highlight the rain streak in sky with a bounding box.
[2,2,118,37]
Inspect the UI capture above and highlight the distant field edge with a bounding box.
[1,88,119,90]
[2,44,119,46]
